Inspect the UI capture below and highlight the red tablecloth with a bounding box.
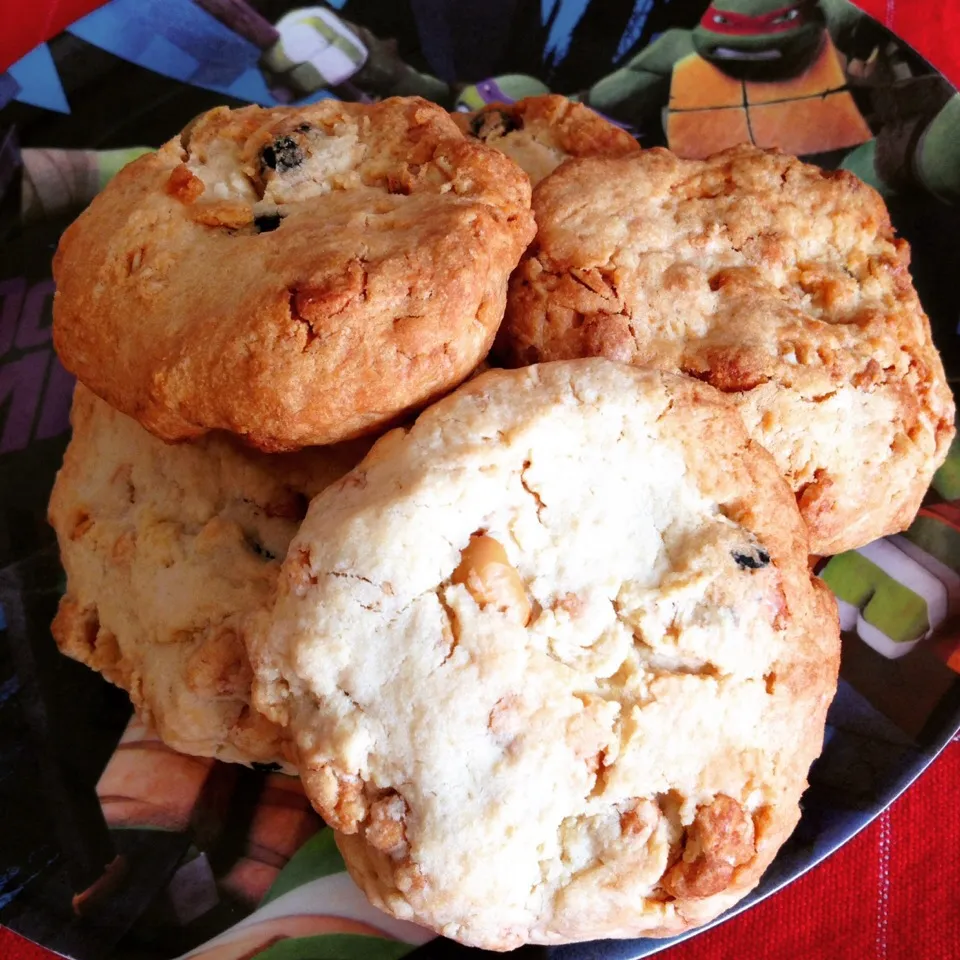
[1,2,959,959]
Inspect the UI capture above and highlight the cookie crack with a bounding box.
[609,596,728,683]
[655,398,676,423]
[435,589,461,667]
[319,570,380,587]
[679,365,772,395]
[336,684,363,713]
[520,460,547,525]
[289,288,320,349]
[642,658,722,679]
[566,267,621,305]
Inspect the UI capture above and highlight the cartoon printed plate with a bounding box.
[1,1,959,959]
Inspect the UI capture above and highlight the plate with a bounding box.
[1,2,959,959]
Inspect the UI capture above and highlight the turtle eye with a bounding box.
[773,8,801,23]
[712,14,729,24]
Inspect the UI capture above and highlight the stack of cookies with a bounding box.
[47,95,954,950]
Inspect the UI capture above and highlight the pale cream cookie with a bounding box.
[249,359,839,948]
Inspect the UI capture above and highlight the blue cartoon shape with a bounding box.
[544,0,592,67]
[66,0,333,107]
[69,0,260,89]
[0,73,21,112]
[6,44,69,114]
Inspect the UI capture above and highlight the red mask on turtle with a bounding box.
[700,1,816,37]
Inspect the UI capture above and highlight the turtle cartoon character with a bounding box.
[578,0,960,200]
[582,0,874,159]
[453,0,959,202]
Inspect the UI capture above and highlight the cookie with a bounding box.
[49,385,366,767]
[52,97,535,452]
[498,146,955,556]
[248,359,840,949]
[452,95,639,185]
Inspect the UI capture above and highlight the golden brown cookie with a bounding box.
[248,359,840,949]
[52,98,535,452]
[49,385,367,767]
[499,146,955,555]
[452,94,639,185]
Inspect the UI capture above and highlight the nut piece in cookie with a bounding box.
[453,94,640,185]
[498,145,955,555]
[248,359,840,949]
[52,97,535,452]
[48,385,367,767]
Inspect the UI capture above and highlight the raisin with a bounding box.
[254,214,282,233]
[470,109,521,139]
[248,538,277,561]
[499,110,522,133]
[732,548,771,570]
[261,135,304,173]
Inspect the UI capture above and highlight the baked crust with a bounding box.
[53,97,535,452]
[452,95,639,185]
[498,145,955,555]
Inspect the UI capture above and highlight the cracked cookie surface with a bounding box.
[452,95,639,185]
[248,359,839,948]
[498,145,955,555]
[49,385,366,767]
[52,97,535,451]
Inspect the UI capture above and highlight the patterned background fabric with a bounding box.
[0,2,957,959]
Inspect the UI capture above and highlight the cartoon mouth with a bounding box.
[710,47,784,60]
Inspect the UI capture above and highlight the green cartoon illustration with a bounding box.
[454,0,960,202]
[822,430,960,665]
[582,0,960,200]
[583,0,872,159]
[19,146,151,224]
[258,6,451,105]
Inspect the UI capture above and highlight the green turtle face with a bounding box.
[692,0,827,81]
